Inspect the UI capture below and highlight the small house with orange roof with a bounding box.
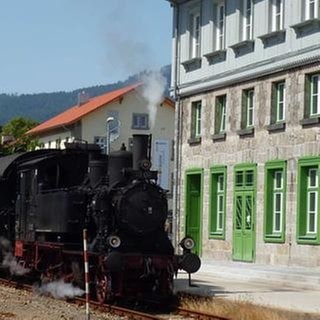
[27,83,175,197]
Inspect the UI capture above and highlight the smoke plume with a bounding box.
[2,252,30,276]
[140,71,167,129]
[0,237,30,276]
[35,280,84,299]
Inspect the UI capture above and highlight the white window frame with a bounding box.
[132,113,149,130]
[305,0,319,20]
[307,168,318,234]
[272,171,283,233]
[215,1,225,50]
[191,101,201,138]
[271,0,284,31]
[276,82,285,122]
[195,102,202,137]
[216,174,224,231]
[219,96,226,132]
[310,74,320,116]
[242,0,253,41]
[246,89,254,127]
[190,11,201,58]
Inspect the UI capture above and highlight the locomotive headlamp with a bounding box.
[140,159,151,171]
[107,235,121,248]
[179,237,195,251]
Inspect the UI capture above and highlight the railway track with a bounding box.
[0,277,231,320]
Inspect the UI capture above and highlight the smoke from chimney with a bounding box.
[140,71,167,129]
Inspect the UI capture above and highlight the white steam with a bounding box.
[0,237,30,276]
[2,252,30,276]
[35,280,84,299]
[140,71,167,129]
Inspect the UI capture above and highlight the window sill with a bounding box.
[211,132,226,142]
[258,29,286,47]
[237,127,254,137]
[300,117,320,127]
[264,234,285,243]
[181,57,202,71]
[204,49,226,64]
[209,233,225,240]
[229,40,254,57]
[291,18,320,34]
[267,122,286,133]
[188,136,201,145]
[297,235,319,245]
[132,127,150,130]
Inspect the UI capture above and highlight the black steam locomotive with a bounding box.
[0,134,200,303]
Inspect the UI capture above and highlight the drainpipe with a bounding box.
[171,0,181,251]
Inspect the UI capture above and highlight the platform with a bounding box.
[174,259,320,314]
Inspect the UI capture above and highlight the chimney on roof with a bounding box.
[78,91,90,106]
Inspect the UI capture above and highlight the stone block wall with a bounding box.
[178,63,320,267]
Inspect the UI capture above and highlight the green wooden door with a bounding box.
[233,191,255,261]
[185,172,202,255]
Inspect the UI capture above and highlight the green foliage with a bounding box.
[1,117,39,154]
[2,117,38,138]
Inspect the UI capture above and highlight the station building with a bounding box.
[167,0,320,267]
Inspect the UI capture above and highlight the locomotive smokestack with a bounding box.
[132,134,150,170]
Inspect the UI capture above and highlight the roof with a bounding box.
[28,83,175,136]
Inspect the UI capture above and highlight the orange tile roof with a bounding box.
[27,83,175,136]
[27,83,142,135]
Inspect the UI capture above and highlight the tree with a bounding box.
[1,117,39,154]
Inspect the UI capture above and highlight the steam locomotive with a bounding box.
[0,134,200,303]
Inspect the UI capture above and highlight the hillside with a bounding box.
[0,65,171,126]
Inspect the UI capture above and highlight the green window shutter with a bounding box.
[298,167,308,238]
[264,160,286,243]
[264,169,273,235]
[210,174,218,233]
[304,75,311,119]
[241,91,247,129]
[270,83,277,124]
[215,98,222,134]
[209,166,226,239]
[297,158,320,244]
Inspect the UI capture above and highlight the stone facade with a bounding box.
[178,63,320,267]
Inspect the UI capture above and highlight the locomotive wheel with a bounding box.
[95,274,111,304]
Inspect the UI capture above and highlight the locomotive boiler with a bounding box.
[0,134,200,303]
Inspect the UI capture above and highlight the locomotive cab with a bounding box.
[15,152,90,244]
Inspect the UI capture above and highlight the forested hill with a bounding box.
[0,65,171,126]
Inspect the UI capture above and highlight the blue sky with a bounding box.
[0,0,173,94]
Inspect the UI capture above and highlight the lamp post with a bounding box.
[106,116,114,155]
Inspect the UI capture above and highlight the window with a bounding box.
[310,74,320,116]
[307,168,318,234]
[264,161,286,243]
[215,95,227,134]
[191,101,202,138]
[190,10,201,58]
[271,81,286,124]
[215,1,225,50]
[304,74,320,119]
[242,0,253,40]
[132,113,149,129]
[241,89,254,129]
[55,138,61,149]
[209,166,227,238]
[304,0,319,20]
[271,0,284,31]
[297,157,320,244]
[94,136,106,152]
